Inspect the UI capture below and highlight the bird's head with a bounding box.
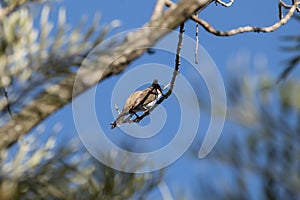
[151,79,161,91]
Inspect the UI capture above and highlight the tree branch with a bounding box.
[0,0,214,149]
[0,86,13,118]
[193,0,300,36]
[134,23,185,123]
[279,0,300,12]
[166,0,299,36]
[215,0,235,7]
[195,16,199,64]
[150,0,166,21]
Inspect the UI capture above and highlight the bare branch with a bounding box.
[134,23,185,123]
[279,0,300,12]
[166,0,299,36]
[279,2,283,20]
[113,21,185,126]
[165,23,184,96]
[193,1,300,36]
[150,0,166,21]
[215,0,235,7]
[195,18,199,64]
[1,87,13,118]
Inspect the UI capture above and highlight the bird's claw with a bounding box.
[110,122,117,129]
[133,117,141,123]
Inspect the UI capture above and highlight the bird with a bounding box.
[110,80,164,129]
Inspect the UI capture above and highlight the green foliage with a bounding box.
[202,67,300,200]
[0,0,118,121]
[0,4,110,85]
[0,132,162,200]
[278,16,300,81]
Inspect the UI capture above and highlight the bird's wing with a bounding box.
[114,91,145,122]
[112,87,158,128]
[125,90,146,110]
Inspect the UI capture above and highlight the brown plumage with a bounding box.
[111,80,163,129]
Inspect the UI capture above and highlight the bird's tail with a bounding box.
[110,112,130,129]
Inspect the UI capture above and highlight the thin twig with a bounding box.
[279,0,300,12]
[279,2,283,20]
[150,0,166,21]
[195,14,199,64]
[1,86,13,118]
[166,0,299,37]
[193,0,300,36]
[215,0,235,7]
[134,23,185,123]
[164,23,184,97]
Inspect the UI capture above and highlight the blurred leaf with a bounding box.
[278,17,300,82]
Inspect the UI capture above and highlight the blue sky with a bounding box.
[24,0,300,199]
